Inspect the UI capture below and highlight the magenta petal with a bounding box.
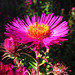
[37,14,40,24]
[42,13,46,23]
[48,16,58,27]
[44,13,53,24]
[5,13,69,49]
[51,16,63,29]
[40,13,44,23]
[31,15,35,24]
[24,15,31,25]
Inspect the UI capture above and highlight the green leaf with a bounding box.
[29,62,37,70]
[39,60,46,66]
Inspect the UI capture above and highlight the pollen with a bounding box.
[28,23,50,39]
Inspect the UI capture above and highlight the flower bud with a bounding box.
[4,37,19,54]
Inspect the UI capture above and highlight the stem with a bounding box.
[41,63,46,75]
[15,57,20,67]
[36,49,39,75]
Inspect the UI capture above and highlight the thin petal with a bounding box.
[51,16,63,29]
[44,13,53,24]
[48,16,58,27]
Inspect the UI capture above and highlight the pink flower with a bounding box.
[72,7,75,11]
[0,61,13,75]
[53,62,71,75]
[4,37,19,54]
[1,37,20,60]
[61,8,65,11]
[5,13,69,50]
[14,67,28,75]
[0,61,28,75]
[25,0,32,6]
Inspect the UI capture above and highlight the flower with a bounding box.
[24,0,32,6]
[1,37,20,60]
[14,67,28,75]
[0,61,13,75]
[53,62,71,75]
[72,7,75,11]
[0,61,28,75]
[4,37,19,54]
[5,13,69,50]
[71,7,75,16]
[61,8,65,11]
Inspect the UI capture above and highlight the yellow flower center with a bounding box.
[28,23,50,39]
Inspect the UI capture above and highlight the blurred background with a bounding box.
[0,0,75,75]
